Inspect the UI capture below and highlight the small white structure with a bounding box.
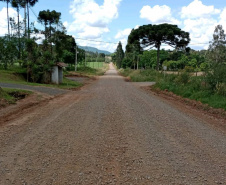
[51,63,67,84]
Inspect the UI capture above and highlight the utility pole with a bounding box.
[24,7,27,37]
[75,46,78,71]
[96,54,98,68]
[85,51,86,66]
[137,55,139,70]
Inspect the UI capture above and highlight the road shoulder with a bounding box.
[141,86,226,134]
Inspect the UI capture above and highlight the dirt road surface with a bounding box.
[0,63,225,184]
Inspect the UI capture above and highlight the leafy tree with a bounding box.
[139,50,157,69]
[125,40,142,69]
[127,24,190,70]
[53,31,76,64]
[0,37,17,69]
[188,58,197,68]
[208,25,226,65]
[206,25,226,95]
[38,10,61,54]
[115,41,124,68]
[38,10,49,39]
[121,57,132,68]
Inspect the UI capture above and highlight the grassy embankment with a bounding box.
[119,68,226,111]
[0,66,82,89]
[0,63,109,90]
[0,87,32,106]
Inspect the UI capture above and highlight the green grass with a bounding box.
[83,62,104,69]
[0,66,82,89]
[119,68,226,111]
[0,67,26,83]
[119,68,163,82]
[76,63,109,76]
[154,75,226,111]
[66,62,109,76]
[0,88,32,105]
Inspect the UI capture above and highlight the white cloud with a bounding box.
[74,35,117,52]
[140,5,180,25]
[0,7,18,36]
[219,8,226,30]
[63,21,68,28]
[181,0,220,19]
[115,28,140,51]
[180,0,224,49]
[115,28,131,40]
[183,18,218,49]
[68,0,121,39]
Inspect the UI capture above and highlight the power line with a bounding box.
[26,9,211,47]
[75,37,118,44]
[75,37,209,46]
[29,6,38,19]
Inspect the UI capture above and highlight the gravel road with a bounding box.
[0,63,225,184]
[0,82,68,96]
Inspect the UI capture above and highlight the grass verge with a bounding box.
[0,67,82,90]
[119,68,163,82]
[68,63,109,76]
[119,68,226,111]
[154,75,226,111]
[0,87,32,106]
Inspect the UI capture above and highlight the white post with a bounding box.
[75,46,77,71]
[85,51,86,66]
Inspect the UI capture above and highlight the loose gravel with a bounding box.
[0,63,225,184]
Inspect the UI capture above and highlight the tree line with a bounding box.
[0,0,89,83]
[113,23,226,96]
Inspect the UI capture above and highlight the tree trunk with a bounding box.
[24,7,27,37]
[27,1,29,36]
[17,7,21,59]
[44,24,47,40]
[75,46,77,71]
[50,23,52,55]
[156,45,160,71]
[137,56,139,70]
[7,1,10,37]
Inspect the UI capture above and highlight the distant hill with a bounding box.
[78,46,111,55]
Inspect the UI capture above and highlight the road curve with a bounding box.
[0,63,225,184]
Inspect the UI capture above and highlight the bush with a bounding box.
[175,72,190,84]
[184,66,194,72]
[200,62,209,71]
[205,64,226,95]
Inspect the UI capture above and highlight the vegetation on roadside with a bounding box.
[119,68,163,82]
[120,68,226,110]
[0,87,32,106]
[0,1,110,88]
[76,64,109,76]
[0,66,82,89]
[155,73,226,110]
[117,24,226,111]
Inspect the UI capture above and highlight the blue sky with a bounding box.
[0,0,226,52]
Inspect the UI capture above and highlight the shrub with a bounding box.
[205,64,226,95]
[175,72,190,85]
[184,66,194,72]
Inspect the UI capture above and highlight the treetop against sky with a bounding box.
[0,0,225,52]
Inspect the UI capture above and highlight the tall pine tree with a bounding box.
[116,41,124,69]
